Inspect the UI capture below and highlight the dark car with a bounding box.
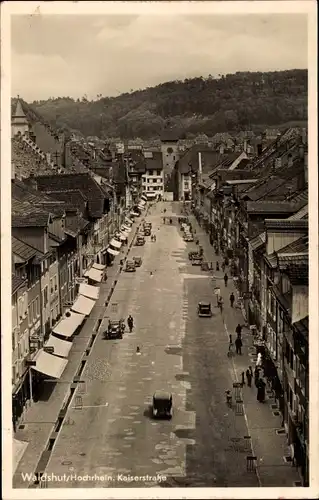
[152,391,173,419]
[133,256,142,267]
[125,260,136,272]
[144,228,151,236]
[197,301,212,317]
[105,320,124,339]
[135,236,145,246]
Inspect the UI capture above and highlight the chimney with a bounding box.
[257,144,263,156]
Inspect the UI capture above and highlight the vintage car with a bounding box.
[104,319,125,339]
[192,258,203,266]
[144,228,151,236]
[152,391,173,419]
[197,301,212,317]
[125,260,136,272]
[184,235,194,242]
[135,236,146,246]
[143,221,152,229]
[133,256,142,267]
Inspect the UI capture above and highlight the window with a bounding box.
[36,296,40,317]
[43,286,48,307]
[184,182,189,189]
[32,300,36,321]
[153,179,156,183]
[54,275,58,291]
[50,278,53,294]
[157,170,161,176]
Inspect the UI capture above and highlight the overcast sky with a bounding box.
[11,12,308,102]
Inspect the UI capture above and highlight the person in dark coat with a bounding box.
[241,371,245,386]
[235,323,242,338]
[224,273,228,287]
[216,261,219,271]
[235,336,242,354]
[229,292,235,307]
[254,367,260,387]
[246,369,252,387]
[221,262,226,273]
[257,379,266,402]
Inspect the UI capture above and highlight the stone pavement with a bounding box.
[13,212,144,488]
[188,212,302,487]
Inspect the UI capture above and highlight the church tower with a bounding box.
[11,97,29,137]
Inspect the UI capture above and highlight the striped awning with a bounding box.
[107,247,119,256]
[110,238,122,249]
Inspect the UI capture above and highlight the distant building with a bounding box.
[142,151,164,199]
[11,98,29,138]
[160,131,180,177]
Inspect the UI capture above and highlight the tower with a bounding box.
[11,97,29,137]
[160,130,180,192]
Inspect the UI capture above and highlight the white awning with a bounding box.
[121,225,131,232]
[32,350,68,379]
[53,311,86,338]
[92,263,105,271]
[110,238,122,249]
[131,211,139,216]
[84,267,103,282]
[79,283,100,300]
[107,247,120,256]
[45,335,72,358]
[138,204,144,210]
[117,233,127,241]
[71,295,96,315]
[141,196,147,202]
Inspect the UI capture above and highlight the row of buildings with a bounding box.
[174,127,309,485]
[11,100,156,432]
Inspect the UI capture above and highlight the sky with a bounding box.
[10,10,308,102]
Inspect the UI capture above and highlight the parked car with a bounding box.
[125,260,136,272]
[135,236,145,246]
[144,228,151,236]
[197,302,212,317]
[133,256,142,267]
[192,258,203,266]
[152,391,173,419]
[104,319,125,339]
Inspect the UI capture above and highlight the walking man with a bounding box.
[127,315,134,333]
[224,273,228,287]
[246,368,252,387]
[241,371,245,386]
[235,323,242,338]
[229,292,235,307]
[235,336,242,354]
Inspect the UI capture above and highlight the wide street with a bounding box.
[43,201,258,488]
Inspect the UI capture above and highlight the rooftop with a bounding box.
[12,274,26,294]
[284,263,308,286]
[246,201,299,214]
[264,218,308,231]
[12,236,37,261]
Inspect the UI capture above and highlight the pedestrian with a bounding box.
[257,379,266,403]
[229,334,232,345]
[241,371,245,386]
[216,261,219,271]
[235,336,242,354]
[235,323,242,338]
[154,234,156,242]
[224,273,228,287]
[230,292,235,307]
[127,315,134,333]
[246,369,252,387]
[254,367,260,387]
[218,296,224,313]
[249,366,253,377]
[196,239,199,245]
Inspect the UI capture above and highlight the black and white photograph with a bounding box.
[1,1,317,498]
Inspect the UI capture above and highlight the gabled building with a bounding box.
[11,98,30,138]
[142,151,164,199]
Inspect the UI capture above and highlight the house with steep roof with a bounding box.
[142,151,164,199]
[11,98,30,137]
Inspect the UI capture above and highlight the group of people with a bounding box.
[151,234,157,242]
[228,323,243,355]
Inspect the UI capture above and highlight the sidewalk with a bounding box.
[13,212,144,488]
[189,213,301,487]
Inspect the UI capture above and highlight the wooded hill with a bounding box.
[30,69,307,139]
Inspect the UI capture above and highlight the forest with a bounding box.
[29,69,307,139]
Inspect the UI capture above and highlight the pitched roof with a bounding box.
[12,99,27,119]
[246,201,298,214]
[293,316,308,339]
[65,214,90,237]
[277,236,308,254]
[45,190,88,214]
[35,173,108,218]
[288,205,308,220]
[249,231,266,250]
[161,131,180,142]
[12,236,37,261]
[12,274,26,294]
[11,180,65,217]
[264,219,308,231]
[278,253,308,271]
[12,198,51,227]
[145,152,163,171]
[284,263,308,285]
[289,189,308,205]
